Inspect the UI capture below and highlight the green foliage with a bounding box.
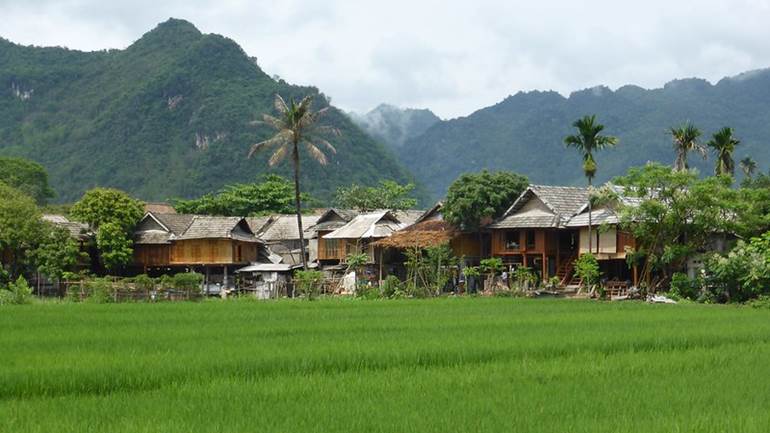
[0,157,55,204]
[70,188,144,231]
[335,180,417,211]
[462,266,480,278]
[293,270,324,300]
[513,267,537,290]
[96,222,134,271]
[84,278,114,304]
[614,163,770,283]
[574,253,601,288]
[564,114,618,182]
[0,19,416,204]
[31,223,82,280]
[669,272,700,300]
[174,174,312,216]
[704,232,770,303]
[707,127,740,176]
[345,253,369,272]
[172,272,203,294]
[379,275,403,299]
[443,170,528,230]
[0,183,45,278]
[133,274,155,292]
[0,276,33,305]
[480,258,503,275]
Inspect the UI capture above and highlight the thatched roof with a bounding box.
[373,220,457,249]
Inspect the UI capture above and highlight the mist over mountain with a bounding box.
[0,19,416,203]
[348,104,440,150]
[398,71,770,198]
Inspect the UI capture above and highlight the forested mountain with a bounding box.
[348,104,440,150]
[402,71,770,197]
[0,19,415,203]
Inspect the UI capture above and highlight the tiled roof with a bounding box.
[245,216,273,235]
[135,212,260,243]
[42,215,92,240]
[259,214,320,241]
[490,185,590,229]
[489,215,562,229]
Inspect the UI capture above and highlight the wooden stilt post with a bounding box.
[378,248,383,286]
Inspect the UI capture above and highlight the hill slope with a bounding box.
[403,72,770,197]
[0,19,415,203]
[349,104,440,150]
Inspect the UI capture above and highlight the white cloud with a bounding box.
[2,0,770,118]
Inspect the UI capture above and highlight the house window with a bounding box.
[505,231,520,250]
[325,239,339,258]
[526,231,536,250]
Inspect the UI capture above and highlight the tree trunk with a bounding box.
[292,142,308,271]
[587,177,593,254]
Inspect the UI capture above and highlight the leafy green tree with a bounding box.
[71,188,144,270]
[707,127,740,177]
[564,115,619,253]
[335,180,417,211]
[0,183,44,278]
[95,222,134,271]
[740,156,757,179]
[0,157,55,205]
[670,122,706,172]
[31,223,83,281]
[444,170,528,230]
[293,269,325,300]
[174,174,313,216]
[613,163,759,287]
[574,253,601,290]
[0,276,33,305]
[249,94,339,270]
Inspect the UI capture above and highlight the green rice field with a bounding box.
[2,298,770,432]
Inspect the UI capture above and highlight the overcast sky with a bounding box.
[2,0,770,118]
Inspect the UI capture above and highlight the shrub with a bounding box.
[0,276,33,305]
[173,272,203,296]
[294,270,324,300]
[574,253,601,289]
[512,266,537,290]
[703,232,770,302]
[85,278,114,303]
[380,275,402,298]
[134,274,155,292]
[669,272,700,300]
[747,295,770,309]
[356,283,381,300]
[480,258,503,275]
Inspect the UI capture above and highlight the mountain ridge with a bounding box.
[0,18,417,203]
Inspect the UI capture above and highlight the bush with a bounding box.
[703,232,770,303]
[173,272,203,296]
[294,270,324,300]
[356,283,381,300]
[746,295,770,309]
[85,278,114,303]
[134,274,155,292]
[380,275,402,299]
[574,253,601,289]
[669,272,700,300]
[0,276,33,305]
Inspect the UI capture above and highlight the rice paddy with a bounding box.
[2,298,770,432]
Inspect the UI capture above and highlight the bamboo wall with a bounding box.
[134,240,258,266]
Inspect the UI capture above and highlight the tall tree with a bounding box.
[335,180,417,212]
[670,122,706,172]
[707,127,740,177]
[249,94,339,270]
[739,156,757,178]
[564,115,618,253]
[444,170,528,231]
[0,157,55,205]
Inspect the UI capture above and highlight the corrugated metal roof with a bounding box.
[324,211,404,239]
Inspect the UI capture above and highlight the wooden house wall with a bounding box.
[134,244,171,267]
[450,233,481,258]
[318,231,347,261]
[491,229,548,256]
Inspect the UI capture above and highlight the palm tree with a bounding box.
[707,127,740,177]
[670,122,706,171]
[740,156,757,178]
[564,115,618,254]
[249,94,338,270]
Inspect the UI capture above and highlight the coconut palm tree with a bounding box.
[670,122,706,171]
[564,115,618,254]
[740,156,757,178]
[707,127,740,177]
[249,94,338,270]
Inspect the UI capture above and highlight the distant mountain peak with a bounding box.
[350,104,440,149]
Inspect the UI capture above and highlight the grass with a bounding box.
[2,297,770,432]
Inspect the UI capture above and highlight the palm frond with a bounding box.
[274,94,289,114]
[315,138,337,154]
[268,144,290,166]
[304,142,328,165]
[248,131,292,158]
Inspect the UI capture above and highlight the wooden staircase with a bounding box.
[557,254,580,287]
